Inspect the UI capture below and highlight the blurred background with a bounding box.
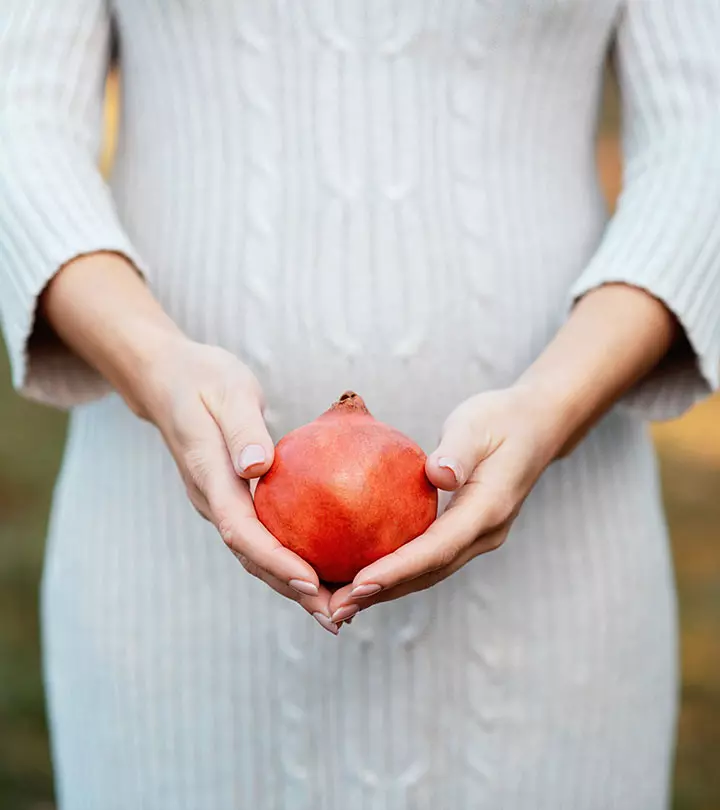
[1,68,719,810]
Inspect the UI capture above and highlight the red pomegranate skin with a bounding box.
[254,392,438,584]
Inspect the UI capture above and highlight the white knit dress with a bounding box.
[2,1,720,808]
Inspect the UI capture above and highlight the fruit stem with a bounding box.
[330,391,371,415]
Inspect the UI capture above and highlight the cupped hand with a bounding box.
[140,339,338,633]
[328,387,565,623]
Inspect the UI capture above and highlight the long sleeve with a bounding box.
[570,0,720,421]
[0,0,146,408]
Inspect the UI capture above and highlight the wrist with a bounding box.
[111,323,192,420]
[509,379,584,461]
[41,251,190,419]
[510,376,595,461]
[513,284,679,458]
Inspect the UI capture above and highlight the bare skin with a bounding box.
[42,252,678,633]
[41,252,338,632]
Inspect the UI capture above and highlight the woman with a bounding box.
[1,1,718,808]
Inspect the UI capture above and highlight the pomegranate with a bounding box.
[254,392,438,584]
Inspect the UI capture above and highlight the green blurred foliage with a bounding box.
[0,347,64,809]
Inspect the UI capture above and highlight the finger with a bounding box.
[425,404,496,491]
[179,408,322,594]
[328,583,356,616]
[233,552,338,633]
[356,532,502,608]
[221,505,323,594]
[202,379,275,479]
[186,483,212,522]
[335,530,504,615]
[345,482,509,597]
[329,582,380,618]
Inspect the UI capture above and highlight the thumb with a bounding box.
[426,408,492,492]
[214,390,275,480]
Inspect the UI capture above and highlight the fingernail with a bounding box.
[437,456,463,484]
[350,583,382,598]
[289,579,319,597]
[313,612,339,636]
[331,604,359,623]
[236,444,266,475]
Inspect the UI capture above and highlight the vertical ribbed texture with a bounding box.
[2,0,714,808]
[0,0,147,406]
[570,1,720,420]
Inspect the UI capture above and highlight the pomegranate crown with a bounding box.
[328,390,371,416]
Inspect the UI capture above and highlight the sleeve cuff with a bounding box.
[6,246,147,410]
[18,248,148,409]
[0,137,148,409]
[569,271,720,423]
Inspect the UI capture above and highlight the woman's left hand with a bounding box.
[329,283,681,625]
[328,386,565,622]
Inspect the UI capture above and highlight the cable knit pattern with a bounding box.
[1,1,719,808]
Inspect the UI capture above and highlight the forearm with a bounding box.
[517,283,679,456]
[40,252,187,417]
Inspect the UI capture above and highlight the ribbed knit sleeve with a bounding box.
[0,0,146,408]
[571,0,720,421]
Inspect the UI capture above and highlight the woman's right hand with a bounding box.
[39,252,339,633]
[137,339,339,634]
